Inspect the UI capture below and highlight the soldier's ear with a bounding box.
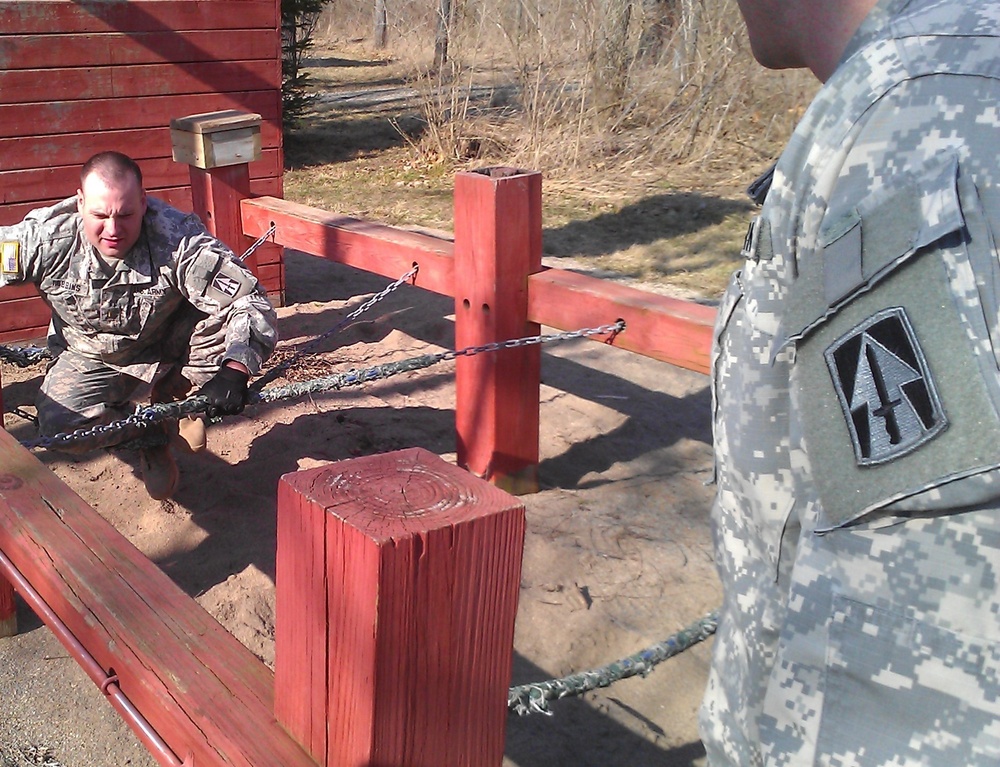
[76,189,84,213]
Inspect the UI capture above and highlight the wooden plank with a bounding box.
[0,1,278,35]
[453,168,542,494]
[188,164,256,265]
[0,571,13,638]
[241,196,457,297]
[0,325,46,344]
[0,429,319,767]
[0,60,279,104]
[0,295,51,335]
[527,267,716,374]
[0,30,279,70]
[276,448,525,767]
[0,130,279,176]
[0,92,279,139]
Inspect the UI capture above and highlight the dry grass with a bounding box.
[283,0,817,300]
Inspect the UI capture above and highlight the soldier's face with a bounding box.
[77,172,147,259]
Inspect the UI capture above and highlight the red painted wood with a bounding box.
[0,0,284,345]
[241,196,457,297]
[0,30,279,70]
[0,570,13,637]
[188,165,257,267]
[0,1,278,35]
[527,268,716,374]
[0,429,319,767]
[0,295,51,334]
[0,380,11,634]
[276,448,525,767]
[0,91,278,139]
[453,168,542,494]
[0,60,279,105]
[0,325,46,344]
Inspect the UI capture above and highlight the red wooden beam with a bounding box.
[0,573,14,638]
[453,168,542,493]
[275,448,525,767]
[527,268,716,375]
[0,365,11,639]
[241,196,456,296]
[0,428,320,767]
[189,165,257,267]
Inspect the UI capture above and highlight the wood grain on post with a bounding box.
[0,573,14,638]
[453,167,543,494]
[0,364,12,638]
[275,447,526,767]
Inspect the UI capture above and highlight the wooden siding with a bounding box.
[0,0,284,342]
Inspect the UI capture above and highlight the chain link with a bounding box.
[7,406,39,425]
[21,320,625,451]
[437,320,625,362]
[251,264,420,393]
[239,223,276,262]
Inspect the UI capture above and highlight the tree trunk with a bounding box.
[373,0,388,48]
[434,0,453,70]
[638,0,673,59]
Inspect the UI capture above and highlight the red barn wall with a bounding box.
[0,0,284,343]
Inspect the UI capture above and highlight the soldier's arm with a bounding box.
[173,231,278,376]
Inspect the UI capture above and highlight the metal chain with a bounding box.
[8,406,39,425]
[21,320,625,451]
[250,264,420,393]
[239,223,276,262]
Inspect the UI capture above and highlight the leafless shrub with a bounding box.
[315,0,815,173]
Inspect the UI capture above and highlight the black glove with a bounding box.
[197,365,250,418]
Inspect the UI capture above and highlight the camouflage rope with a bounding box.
[507,609,718,716]
[0,344,51,368]
[21,321,625,451]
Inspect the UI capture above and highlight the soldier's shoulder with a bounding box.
[22,197,81,243]
[145,196,207,236]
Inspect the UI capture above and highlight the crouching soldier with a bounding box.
[0,151,277,499]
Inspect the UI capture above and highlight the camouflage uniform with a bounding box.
[700,0,1000,764]
[0,196,277,442]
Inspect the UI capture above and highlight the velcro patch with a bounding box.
[0,241,20,274]
[211,272,242,298]
[824,306,947,466]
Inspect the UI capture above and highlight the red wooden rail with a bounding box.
[239,173,716,494]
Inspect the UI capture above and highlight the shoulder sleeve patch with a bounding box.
[1,241,20,275]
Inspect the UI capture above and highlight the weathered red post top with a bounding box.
[275,447,526,766]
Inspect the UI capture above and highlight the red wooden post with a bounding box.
[0,364,13,638]
[275,447,525,767]
[169,110,283,295]
[453,168,542,494]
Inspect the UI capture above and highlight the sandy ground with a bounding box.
[0,250,720,767]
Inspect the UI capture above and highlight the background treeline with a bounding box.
[289,0,815,172]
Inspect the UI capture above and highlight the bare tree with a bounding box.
[373,0,388,48]
[434,0,454,69]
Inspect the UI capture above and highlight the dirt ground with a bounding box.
[0,246,720,767]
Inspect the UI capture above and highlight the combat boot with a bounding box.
[175,415,207,453]
[138,443,180,500]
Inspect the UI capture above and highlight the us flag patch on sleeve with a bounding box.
[0,241,19,274]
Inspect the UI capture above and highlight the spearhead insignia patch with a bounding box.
[825,307,947,465]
